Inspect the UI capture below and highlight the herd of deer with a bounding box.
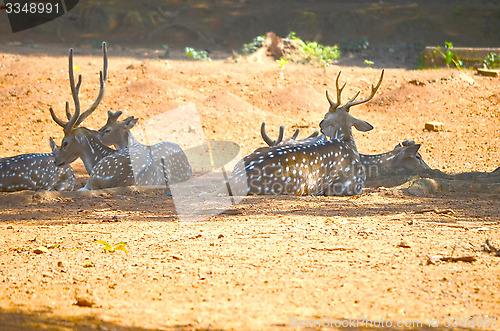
[0,42,439,196]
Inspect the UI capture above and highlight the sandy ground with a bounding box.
[0,44,499,330]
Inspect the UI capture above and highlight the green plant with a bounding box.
[434,42,463,69]
[185,47,211,61]
[285,31,340,66]
[484,52,500,69]
[276,57,288,69]
[95,240,128,253]
[364,59,374,68]
[242,35,266,54]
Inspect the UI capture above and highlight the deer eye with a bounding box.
[62,141,69,148]
[104,129,111,134]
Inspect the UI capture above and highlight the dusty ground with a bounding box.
[0,44,499,330]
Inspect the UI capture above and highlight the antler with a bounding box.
[306,131,320,139]
[343,70,384,110]
[325,71,346,110]
[261,122,285,146]
[74,42,108,126]
[50,42,108,132]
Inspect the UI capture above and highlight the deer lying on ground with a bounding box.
[96,110,192,184]
[50,43,174,190]
[229,71,384,196]
[260,122,430,180]
[0,138,75,192]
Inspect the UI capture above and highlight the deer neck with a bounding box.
[359,149,397,166]
[126,131,141,147]
[330,127,358,153]
[113,130,140,149]
[78,129,117,174]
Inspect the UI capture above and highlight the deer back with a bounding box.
[230,137,365,196]
[0,139,75,192]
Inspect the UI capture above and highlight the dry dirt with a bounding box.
[0,44,499,330]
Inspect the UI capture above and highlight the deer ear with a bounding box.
[400,144,421,157]
[352,119,373,132]
[123,116,138,129]
[49,137,57,151]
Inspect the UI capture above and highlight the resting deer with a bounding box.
[97,110,192,183]
[0,138,75,192]
[260,122,430,178]
[50,43,172,190]
[229,71,384,196]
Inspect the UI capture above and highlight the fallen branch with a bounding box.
[415,208,455,215]
[482,238,500,257]
[311,247,356,252]
[427,254,476,265]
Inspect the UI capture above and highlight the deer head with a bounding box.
[97,110,138,149]
[49,42,108,167]
[319,70,384,147]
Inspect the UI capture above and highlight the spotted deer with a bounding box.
[0,138,75,192]
[260,123,430,178]
[50,43,171,190]
[229,71,384,196]
[96,110,192,183]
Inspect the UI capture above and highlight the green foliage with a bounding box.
[242,35,265,54]
[364,59,374,67]
[276,57,288,68]
[185,47,211,61]
[285,31,340,66]
[95,240,128,253]
[434,42,463,69]
[484,52,500,69]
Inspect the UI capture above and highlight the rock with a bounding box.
[397,240,411,248]
[477,68,500,77]
[74,287,96,307]
[424,121,445,132]
[33,246,48,254]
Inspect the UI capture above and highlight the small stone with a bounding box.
[171,255,183,260]
[33,246,48,254]
[75,295,94,307]
[397,241,411,248]
[425,121,445,132]
[218,234,224,239]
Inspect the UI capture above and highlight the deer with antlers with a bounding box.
[96,110,192,184]
[0,138,75,192]
[259,122,430,180]
[228,71,384,196]
[50,42,177,190]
